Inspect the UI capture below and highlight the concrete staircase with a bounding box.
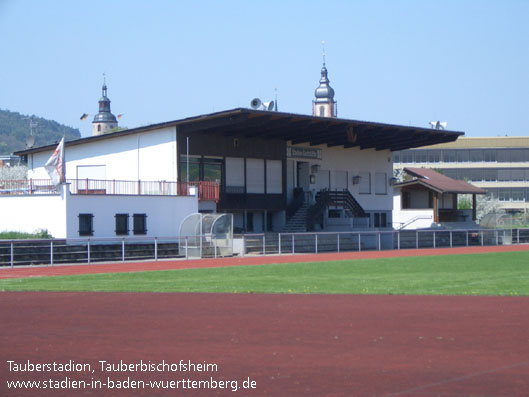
[282,202,310,233]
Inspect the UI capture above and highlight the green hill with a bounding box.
[0,109,81,155]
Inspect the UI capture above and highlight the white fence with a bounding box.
[1,228,528,267]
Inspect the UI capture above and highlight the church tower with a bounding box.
[312,45,337,118]
[92,76,118,136]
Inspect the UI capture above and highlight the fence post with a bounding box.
[185,236,189,260]
[416,231,419,249]
[292,234,295,255]
[450,231,453,248]
[154,237,158,261]
[517,228,520,244]
[214,238,217,259]
[466,231,469,247]
[481,230,484,246]
[377,232,381,251]
[263,234,266,255]
[433,231,436,249]
[397,231,400,250]
[358,233,361,252]
[241,235,245,257]
[278,233,281,255]
[337,233,340,253]
[87,239,91,264]
[10,240,14,268]
[495,230,499,246]
[50,240,53,266]
[122,238,125,262]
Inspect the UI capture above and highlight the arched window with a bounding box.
[97,125,101,132]
[319,106,325,117]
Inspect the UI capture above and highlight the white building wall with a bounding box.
[290,143,394,211]
[27,126,178,182]
[66,194,197,239]
[0,193,67,237]
[0,189,197,239]
[392,190,434,229]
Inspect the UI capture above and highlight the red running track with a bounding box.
[1,244,529,279]
[1,292,529,396]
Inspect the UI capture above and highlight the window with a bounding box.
[115,214,129,235]
[359,172,371,194]
[266,212,273,232]
[512,169,524,181]
[469,150,483,162]
[497,150,510,162]
[442,150,456,163]
[179,156,200,182]
[246,158,265,193]
[97,125,101,132]
[428,150,440,163]
[373,212,387,228]
[498,169,511,181]
[511,150,525,162]
[483,169,497,182]
[393,151,400,163]
[457,150,469,163]
[512,189,525,201]
[133,214,147,235]
[468,169,483,182]
[499,189,511,202]
[225,157,245,193]
[266,160,282,194]
[402,191,411,209]
[246,212,254,232]
[414,151,427,163]
[319,106,325,116]
[483,150,496,162]
[203,158,223,183]
[401,151,413,163]
[375,172,387,195]
[79,214,94,236]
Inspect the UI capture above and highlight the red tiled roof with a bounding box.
[397,167,487,194]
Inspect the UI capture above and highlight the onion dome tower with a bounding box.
[92,75,118,136]
[312,43,337,118]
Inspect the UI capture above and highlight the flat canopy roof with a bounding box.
[16,108,464,156]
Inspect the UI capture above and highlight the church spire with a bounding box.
[312,42,337,118]
[92,74,118,136]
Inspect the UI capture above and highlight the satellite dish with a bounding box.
[26,135,35,148]
[263,101,275,111]
[250,98,262,109]
[429,121,447,130]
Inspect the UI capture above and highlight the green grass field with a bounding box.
[1,251,529,296]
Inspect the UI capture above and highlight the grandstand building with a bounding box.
[5,60,463,238]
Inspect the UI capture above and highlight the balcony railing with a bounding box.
[0,179,219,202]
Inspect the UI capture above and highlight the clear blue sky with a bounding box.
[1,0,528,138]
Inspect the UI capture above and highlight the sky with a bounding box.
[1,0,528,138]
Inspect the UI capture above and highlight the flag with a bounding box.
[80,113,88,121]
[117,113,124,119]
[45,137,65,188]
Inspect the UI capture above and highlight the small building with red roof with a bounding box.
[393,167,487,229]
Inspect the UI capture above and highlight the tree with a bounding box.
[476,195,504,222]
[0,165,27,180]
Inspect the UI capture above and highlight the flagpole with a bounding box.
[62,135,66,184]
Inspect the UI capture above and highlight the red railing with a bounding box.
[0,179,219,202]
